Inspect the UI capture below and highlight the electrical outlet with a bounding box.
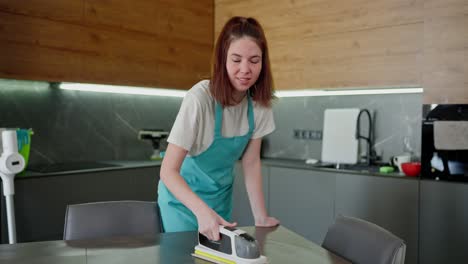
[293,129,301,139]
[309,130,322,140]
[293,129,322,140]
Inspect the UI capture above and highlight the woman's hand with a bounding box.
[196,207,237,241]
[255,215,280,227]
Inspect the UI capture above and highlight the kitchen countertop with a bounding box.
[261,158,419,180]
[17,160,161,179]
[16,158,418,180]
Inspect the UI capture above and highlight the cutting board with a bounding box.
[321,108,360,165]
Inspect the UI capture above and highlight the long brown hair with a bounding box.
[210,16,275,107]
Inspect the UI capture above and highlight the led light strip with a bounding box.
[0,79,50,90]
[275,87,423,97]
[59,82,422,98]
[59,83,187,97]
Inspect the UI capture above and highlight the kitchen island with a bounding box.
[0,226,350,264]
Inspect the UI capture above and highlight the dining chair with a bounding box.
[63,200,161,240]
[322,215,406,264]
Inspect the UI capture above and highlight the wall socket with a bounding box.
[293,129,322,140]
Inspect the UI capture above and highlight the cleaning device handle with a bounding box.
[0,130,25,195]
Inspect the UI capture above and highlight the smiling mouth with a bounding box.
[237,78,251,84]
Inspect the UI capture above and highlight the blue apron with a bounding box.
[158,95,255,232]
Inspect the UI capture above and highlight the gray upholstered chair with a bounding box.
[63,200,161,240]
[322,215,406,264]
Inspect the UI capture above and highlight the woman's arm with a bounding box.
[241,138,280,227]
[160,143,236,240]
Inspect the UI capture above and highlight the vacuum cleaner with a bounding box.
[0,129,26,244]
[192,226,268,264]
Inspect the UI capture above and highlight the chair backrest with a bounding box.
[322,215,406,264]
[63,200,161,241]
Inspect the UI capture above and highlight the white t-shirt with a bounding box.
[168,80,275,157]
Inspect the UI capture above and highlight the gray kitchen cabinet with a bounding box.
[231,162,269,226]
[268,166,336,244]
[335,174,419,264]
[419,180,468,264]
[0,166,160,243]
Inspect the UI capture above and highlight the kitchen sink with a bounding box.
[336,164,382,173]
[303,161,376,171]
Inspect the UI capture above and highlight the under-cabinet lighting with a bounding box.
[0,78,50,90]
[275,87,423,97]
[59,83,187,97]
[59,83,422,98]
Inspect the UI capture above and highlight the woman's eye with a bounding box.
[250,60,260,64]
[232,59,241,63]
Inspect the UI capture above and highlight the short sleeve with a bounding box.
[167,92,200,151]
[252,105,275,139]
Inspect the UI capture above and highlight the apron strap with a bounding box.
[213,93,255,138]
[247,95,255,134]
[214,102,223,138]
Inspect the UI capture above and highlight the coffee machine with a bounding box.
[138,129,169,160]
[421,104,468,182]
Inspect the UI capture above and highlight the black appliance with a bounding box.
[421,104,468,182]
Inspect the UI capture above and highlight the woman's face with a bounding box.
[226,37,262,96]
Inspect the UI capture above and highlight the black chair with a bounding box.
[322,215,406,264]
[63,200,161,240]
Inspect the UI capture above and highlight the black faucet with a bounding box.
[356,109,374,166]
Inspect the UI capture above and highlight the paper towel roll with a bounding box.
[434,121,468,150]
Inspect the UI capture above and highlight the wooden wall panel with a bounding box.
[156,0,214,43]
[0,42,84,82]
[215,0,423,90]
[78,27,160,87]
[155,0,214,87]
[0,0,84,22]
[216,0,423,38]
[0,0,213,89]
[0,11,87,81]
[84,0,160,34]
[269,23,422,88]
[423,0,468,103]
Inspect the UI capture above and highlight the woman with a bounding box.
[158,16,279,241]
